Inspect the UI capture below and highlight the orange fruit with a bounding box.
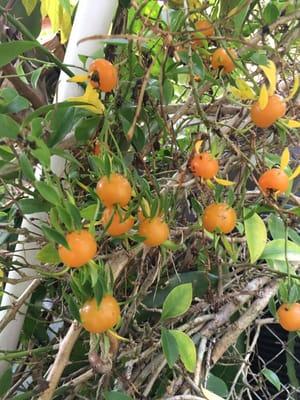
[250,94,286,128]
[102,207,134,236]
[258,168,289,194]
[211,48,237,73]
[203,203,236,234]
[58,230,97,268]
[190,152,219,179]
[80,295,120,333]
[277,303,300,332]
[138,216,169,247]
[88,59,118,92]
[96,173,132,207]
[192,20,214,47]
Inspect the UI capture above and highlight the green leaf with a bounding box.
[0,87,30,113]
[41,226,69,248]
[65,201,82,230]
[56,205,73,231]
[244,210,267,263]
[65,294,81,321]
[21,0,38,15]
[37,243,60,264]
[48,107,76,146]
[31,138,51,168]
[163,79,174,105]
[19,153,35,182]
[0,41,37,68]
[233,0,250,33]
[288,284,299,304]
[104,391,133,400]
[161,283,193,321]
[262,368,281,391]
[207,373,229,398]
[0,114,20,138]
[260,239,300,262]
[75,116,99,142]
[268,214,285,240]
[35,182,61,205]
[30,66,43,88]
[161,328,179,368]
[89,262,99,288]
[80,204,98,221]
[18,198,50,214]
[0,367,12,396]
[288,228,300,246]
[169,330,196,372]
[268,297,277,318]
[263,3,279,24]
[94,278,104,306]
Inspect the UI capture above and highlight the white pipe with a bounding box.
[0,0,118,376]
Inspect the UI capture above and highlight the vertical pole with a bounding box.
[0,0,118,376]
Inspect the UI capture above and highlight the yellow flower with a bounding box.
[68,83,105,115]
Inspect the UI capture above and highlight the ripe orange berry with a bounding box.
[203,203,236,234]
[139,216,169,247]
[190,152,219,179]
[58,230,97,268]
[211,48,237,73]
[195,19,215,37]
[250,94,286,128]
[277,303,300,332]
[88,59,118,92]
[96,173,132,208]
[102,207,134,236]
[192,20,215,48]
[258,168,289,194]
[80,295,120,333]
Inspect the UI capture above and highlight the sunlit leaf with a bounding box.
[214,177,235,186]
[261,60,276,95]
[282,119,300,128]
[289,166,300,181]
[244,211,267,263]
[40,0,72,43]
[286,74,299,101]
[22,0,38,15]
[235,78,256,100]
[68,83,105,114]
[201,387,225,400]
[68,74,88,83]
[280,147,290,170]
[194,140,203,154]
[258,84,269,110]
[206,179,215,189]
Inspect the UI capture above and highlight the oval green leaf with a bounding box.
[262,368,281,391]
[161,328,179,368]
[0,114,20,138]
[169,330,196,372]
[0,41,37,68]
[161,283,193,321]
[260,239,300,262]
[35,181,61,205]
[244,210,267,263]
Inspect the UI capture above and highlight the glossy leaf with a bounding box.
[169,330,196,372]
[161,283,193,321]
[200,387,225,400]
[260,239,300,262]
[35,182,61,205]
[268,214,285,240]
[258,84,268,110]
[244,211,267,263]
[262,368,281,391]
[161,328,179,368]
[22,0,38,15]
[280,147,290,170]
[261,60,276,96]
[41,226,69,248]
[207,373,228,398]
[37,243,60,264]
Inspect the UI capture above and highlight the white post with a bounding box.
[0,0,118,376]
